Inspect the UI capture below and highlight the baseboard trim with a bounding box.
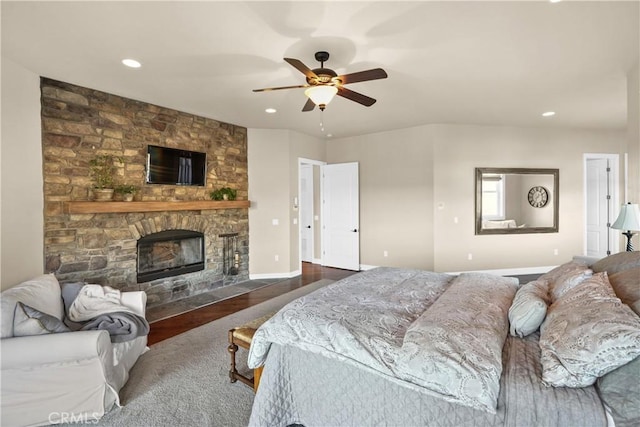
[249,269,301,280]
[358,264,555,276]
[358,264,556,276]
[251,265,556,280]
[445,265,557,276]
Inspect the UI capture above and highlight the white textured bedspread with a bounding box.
[249,268,451,370]
[249,267,518,412]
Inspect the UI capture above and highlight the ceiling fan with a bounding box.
[253,51,388,111]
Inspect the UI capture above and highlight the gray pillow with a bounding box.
[509,279,549,337]
[13,302,71,336]
[591,252,640,275]
[60,282,86,330]
[608,267,640,315]
[60,282,84,316]
[597,355,640,427]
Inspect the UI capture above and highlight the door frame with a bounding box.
[299,163,313,263]
[583,153,620,256]
[297,158,326,270]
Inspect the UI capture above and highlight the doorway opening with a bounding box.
[298,158,361,272]
[298,158,325,269]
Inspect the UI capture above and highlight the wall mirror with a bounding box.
[475,168,559,235]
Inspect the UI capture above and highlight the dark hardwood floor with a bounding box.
[148,263,356,345]
[147,264,539,345]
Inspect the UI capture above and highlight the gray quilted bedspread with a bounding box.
[249,337,607,427]
[248,267,608,427]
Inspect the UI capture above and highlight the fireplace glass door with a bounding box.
[137,230,205,282]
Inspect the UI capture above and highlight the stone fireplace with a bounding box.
[40,78,249,308]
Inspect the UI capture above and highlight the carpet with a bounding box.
[93,279,335,427]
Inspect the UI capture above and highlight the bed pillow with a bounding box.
[591,252,640,275]
[548,267,593,300]
[608,267,640,316]
[597,355,640,427]
[538,260,589,284]
[540,272,640,388]
[13,302,71,337]
[509,279,550,337]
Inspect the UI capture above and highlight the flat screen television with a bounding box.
[146,145,206,186]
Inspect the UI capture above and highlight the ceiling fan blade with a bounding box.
[337,68,388,85]
[337,86,377,107]
[284,58,319,80]
[302,98,316,112]
[253,84,309,93]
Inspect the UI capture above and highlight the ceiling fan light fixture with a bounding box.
[305,85,338,110]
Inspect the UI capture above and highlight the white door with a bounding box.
[322,162,360,271]
[585,156,617,257]
[300,164,314,263]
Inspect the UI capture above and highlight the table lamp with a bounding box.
[611,203,640,251]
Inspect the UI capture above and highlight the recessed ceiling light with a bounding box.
[122,59,141,68]
[327,134,333,138]
[542,111,556,117]
[549,0,562,3]
[265,108,277,114]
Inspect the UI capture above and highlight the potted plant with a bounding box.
[209,187,237,201]
[89,154,123,201]
[114,184,138,202]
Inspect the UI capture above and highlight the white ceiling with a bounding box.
[2,1,638,139]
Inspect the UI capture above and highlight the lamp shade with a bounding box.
[611,203,640,231]
[304,85,338,108]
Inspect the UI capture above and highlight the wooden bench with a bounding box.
[227,312,275,392]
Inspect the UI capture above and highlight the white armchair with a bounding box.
[0,274,148,427]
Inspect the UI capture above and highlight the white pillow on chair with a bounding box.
[0,274,64,338]
[13,302,70,336]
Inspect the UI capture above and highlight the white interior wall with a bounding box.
[247,128,325,278]
[626,62,640,249]
[432,124,624,272]
[327,123,625,273]
[247,129,292,278]
[1,59,44,289]
[326,126,436,270]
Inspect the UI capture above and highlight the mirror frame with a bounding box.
[475,167,559,235]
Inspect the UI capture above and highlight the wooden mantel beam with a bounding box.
[63,200,251,214]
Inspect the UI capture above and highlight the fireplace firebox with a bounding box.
[137,230,205,283]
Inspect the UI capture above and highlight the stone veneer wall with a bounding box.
[41,78,249,306]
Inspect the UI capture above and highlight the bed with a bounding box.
[247,253,640,427]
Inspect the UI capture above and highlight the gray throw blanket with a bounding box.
[61,282,149,343]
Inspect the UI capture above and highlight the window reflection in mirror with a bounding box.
[475,168,559,235]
